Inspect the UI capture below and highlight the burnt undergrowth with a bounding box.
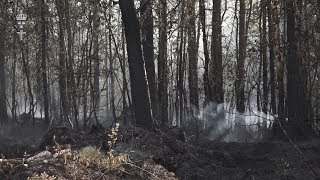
[0,118,320,180]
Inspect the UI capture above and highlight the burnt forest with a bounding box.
[0,0,320,179]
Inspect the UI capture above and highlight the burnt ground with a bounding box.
[0,124,320,180]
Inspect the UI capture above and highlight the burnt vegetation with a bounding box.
[0,0,320,179]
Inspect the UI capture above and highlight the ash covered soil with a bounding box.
[0,125,320,180]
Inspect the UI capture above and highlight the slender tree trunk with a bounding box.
[109,24,116,121]
[141,0,158,119]
[41,0,50,124]
[56,0,68,124]
[211,0,224,104]
[176,0,186,127]
[268,1,277,115]
[158,0,169,125]
[272,0,284,136]
[236,0,246,114]
[119,0,153,129]
[11,31,17,122]
[0,1,8,123]
[262,1,268,115]
[65,0,79,128]
[92,1,100,123]
[187,0,199,112]
[199,0,211,106]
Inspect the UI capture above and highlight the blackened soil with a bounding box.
[1,125,320,180]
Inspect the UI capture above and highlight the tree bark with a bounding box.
[92,1,100,123]
[141,0,158,119]
[56,0,69,125]
[119,0,153,129]
[41,0,50,124]
[211,0,224,104]
[187,0,199,112]
[271,0,285,136]
[65,0,79,128]
[199,0,211,106]
[0,0,8,123]
[262,1,268,115]
[236,0,246,114]
[268,1,277,115]
[158,0,169,125]
[286,0,312,137]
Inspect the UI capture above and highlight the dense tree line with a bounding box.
[0,0,319,139]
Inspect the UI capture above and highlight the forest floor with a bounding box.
[0,122,320,180]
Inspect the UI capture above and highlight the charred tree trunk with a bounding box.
[56,0,69,125]
[119,0,153,129]
[211,0,224,104]
[187,0,199,112]
[141,0,158,119]
[0,1,8,123]
[176,0,186,127]
[109,24,116,121]
[286,0,312,137]
[158,0,169,125]
[236,0,246,114]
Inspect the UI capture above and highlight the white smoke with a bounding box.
[201,102,275,142]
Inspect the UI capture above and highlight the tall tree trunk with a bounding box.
[236,0,246,114]
[11,31,17,122]
[262,1,268,115]
[272,0,285,136]
[0,0,8,123]
[211,0,224,104]
[119,0,153,129]
[41,0,50,124]
[187,0,199,112]
[158,0,168,125]
[109,23,116,121]
[199,0,211,106]
[65,0,79,128]
[141,0,158,119]
[176,0,186,127]
[286,0,312,137]
[268,1,277,115]
[92,1,100,123]
[56,0,69,125]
